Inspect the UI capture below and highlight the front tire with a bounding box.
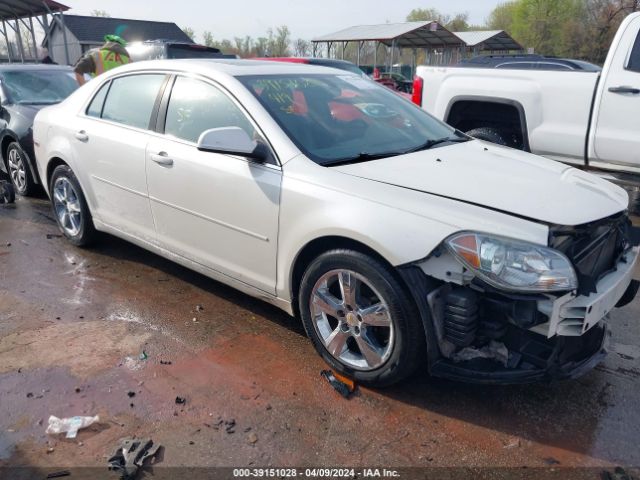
[50,165,97,247]
[299,249,426,387]
[6,142,37,196]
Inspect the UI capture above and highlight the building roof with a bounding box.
[0,0,68,20]
[312,21,463,49]
[453,30,522,50]
[50,14,193,44]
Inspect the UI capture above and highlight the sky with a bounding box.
[62,0,503,41]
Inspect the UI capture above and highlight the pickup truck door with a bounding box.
[592,14,640,168]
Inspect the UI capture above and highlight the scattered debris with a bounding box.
[26,392,34,398]
[130,403,135,408]
[265,404,272,411]
[0,180,15,204]
[175,396,186,405]
[195,305,204,312]
[127,391,136,398]
[139,351,148,361]
[46,415,99,439]
[107,438,161,480]
[503,437,521,449]
[46,447,55,454]
[189,441,195,445]
[160,360,172,365]
[543,457,561,465]
[601,467,636,480]
[46,233,63,240]
[247,432,258,444]
[46,470,71,479]
[225,419,236,434]
[452,340,509,367]
[320,370,356,398]
[74,387,82,393]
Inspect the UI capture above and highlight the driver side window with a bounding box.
[164,76,257,144]
[628,30,640,73]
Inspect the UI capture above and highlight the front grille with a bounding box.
[549,212,631,295]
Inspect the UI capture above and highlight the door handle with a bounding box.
[150,152,174,166]
[75,130,88,142]
[608,85,640,94]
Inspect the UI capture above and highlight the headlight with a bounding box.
[445,232,577,292]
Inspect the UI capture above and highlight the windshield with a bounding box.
[1,69,78,105]
[239,74,458,165]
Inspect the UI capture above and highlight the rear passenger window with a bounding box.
[86,81,110,117]
[628,31,640,72]
[101,74,166,129]
[164,76,256,143]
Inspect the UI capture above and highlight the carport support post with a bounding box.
[13,19,25,62]
[327,41,331,59]
[373,42,377,71]
[341,41,345,60]
[1,20,11,63]
[29,17,38,61]
[356,41,362,66]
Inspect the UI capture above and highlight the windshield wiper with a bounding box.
[324,151,405,167]
[18,101,58,106]
[404,133,470,154]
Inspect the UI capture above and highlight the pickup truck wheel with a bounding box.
[50,165,97,247]
[465,127,509,146]
[299,249,425,387]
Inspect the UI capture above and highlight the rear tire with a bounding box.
[50,165,97,247]
[298,249,426,387]
[465,127,509,146]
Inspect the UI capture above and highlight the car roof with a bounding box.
[106,58,356,77]
[0,64,72,72]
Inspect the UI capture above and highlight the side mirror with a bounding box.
[197,127,268,163]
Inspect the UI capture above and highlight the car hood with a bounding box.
[9,103,49,122]
[332,140,628,226]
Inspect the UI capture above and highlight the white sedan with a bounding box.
[34,60,640,386]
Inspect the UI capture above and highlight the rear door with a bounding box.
[145,75,282,293]
[73,73,168,239]
[592,14,640,168]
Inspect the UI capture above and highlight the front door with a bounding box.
[146,76,281,294]
[593,14,640,168]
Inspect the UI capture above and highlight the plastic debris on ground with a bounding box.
[138,350,148,361]
[46,415,99,439]
[451,340,510,367]
[320,370,356,398]
[175,396,186,405]
[46,470,71,479]
[0,180,15,204]
[107,438,161,480]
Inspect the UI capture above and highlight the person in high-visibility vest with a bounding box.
[73,35,131,86]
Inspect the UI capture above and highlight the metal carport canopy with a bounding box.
[453,30,522,51]
[312,21,463,48]
[0,0,69,19]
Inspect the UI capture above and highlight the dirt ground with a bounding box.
[1,195,640,479]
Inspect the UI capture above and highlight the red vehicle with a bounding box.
[256,57,412,100]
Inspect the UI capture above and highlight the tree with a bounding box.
[91,9,110,17]
[486,1,518,31]
[182,26,196,42]
[202,31,215,48]
[254,37,270,56]
[269,25,291,56]
[406,7,470,31]
[293,38,311,57]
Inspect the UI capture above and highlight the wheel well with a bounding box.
[1,135,15,165]
[446,100,529,150]
[46,157,68,189]
[290,236,396,316]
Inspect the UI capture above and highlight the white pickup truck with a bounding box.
[414,12,640,210]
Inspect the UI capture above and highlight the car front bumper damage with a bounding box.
[401,245,639,385]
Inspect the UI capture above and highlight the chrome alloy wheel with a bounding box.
[52,177,82,236]
[7,147,26,193]
[310,269,394,370]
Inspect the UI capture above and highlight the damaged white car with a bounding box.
[33,60,640,386]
